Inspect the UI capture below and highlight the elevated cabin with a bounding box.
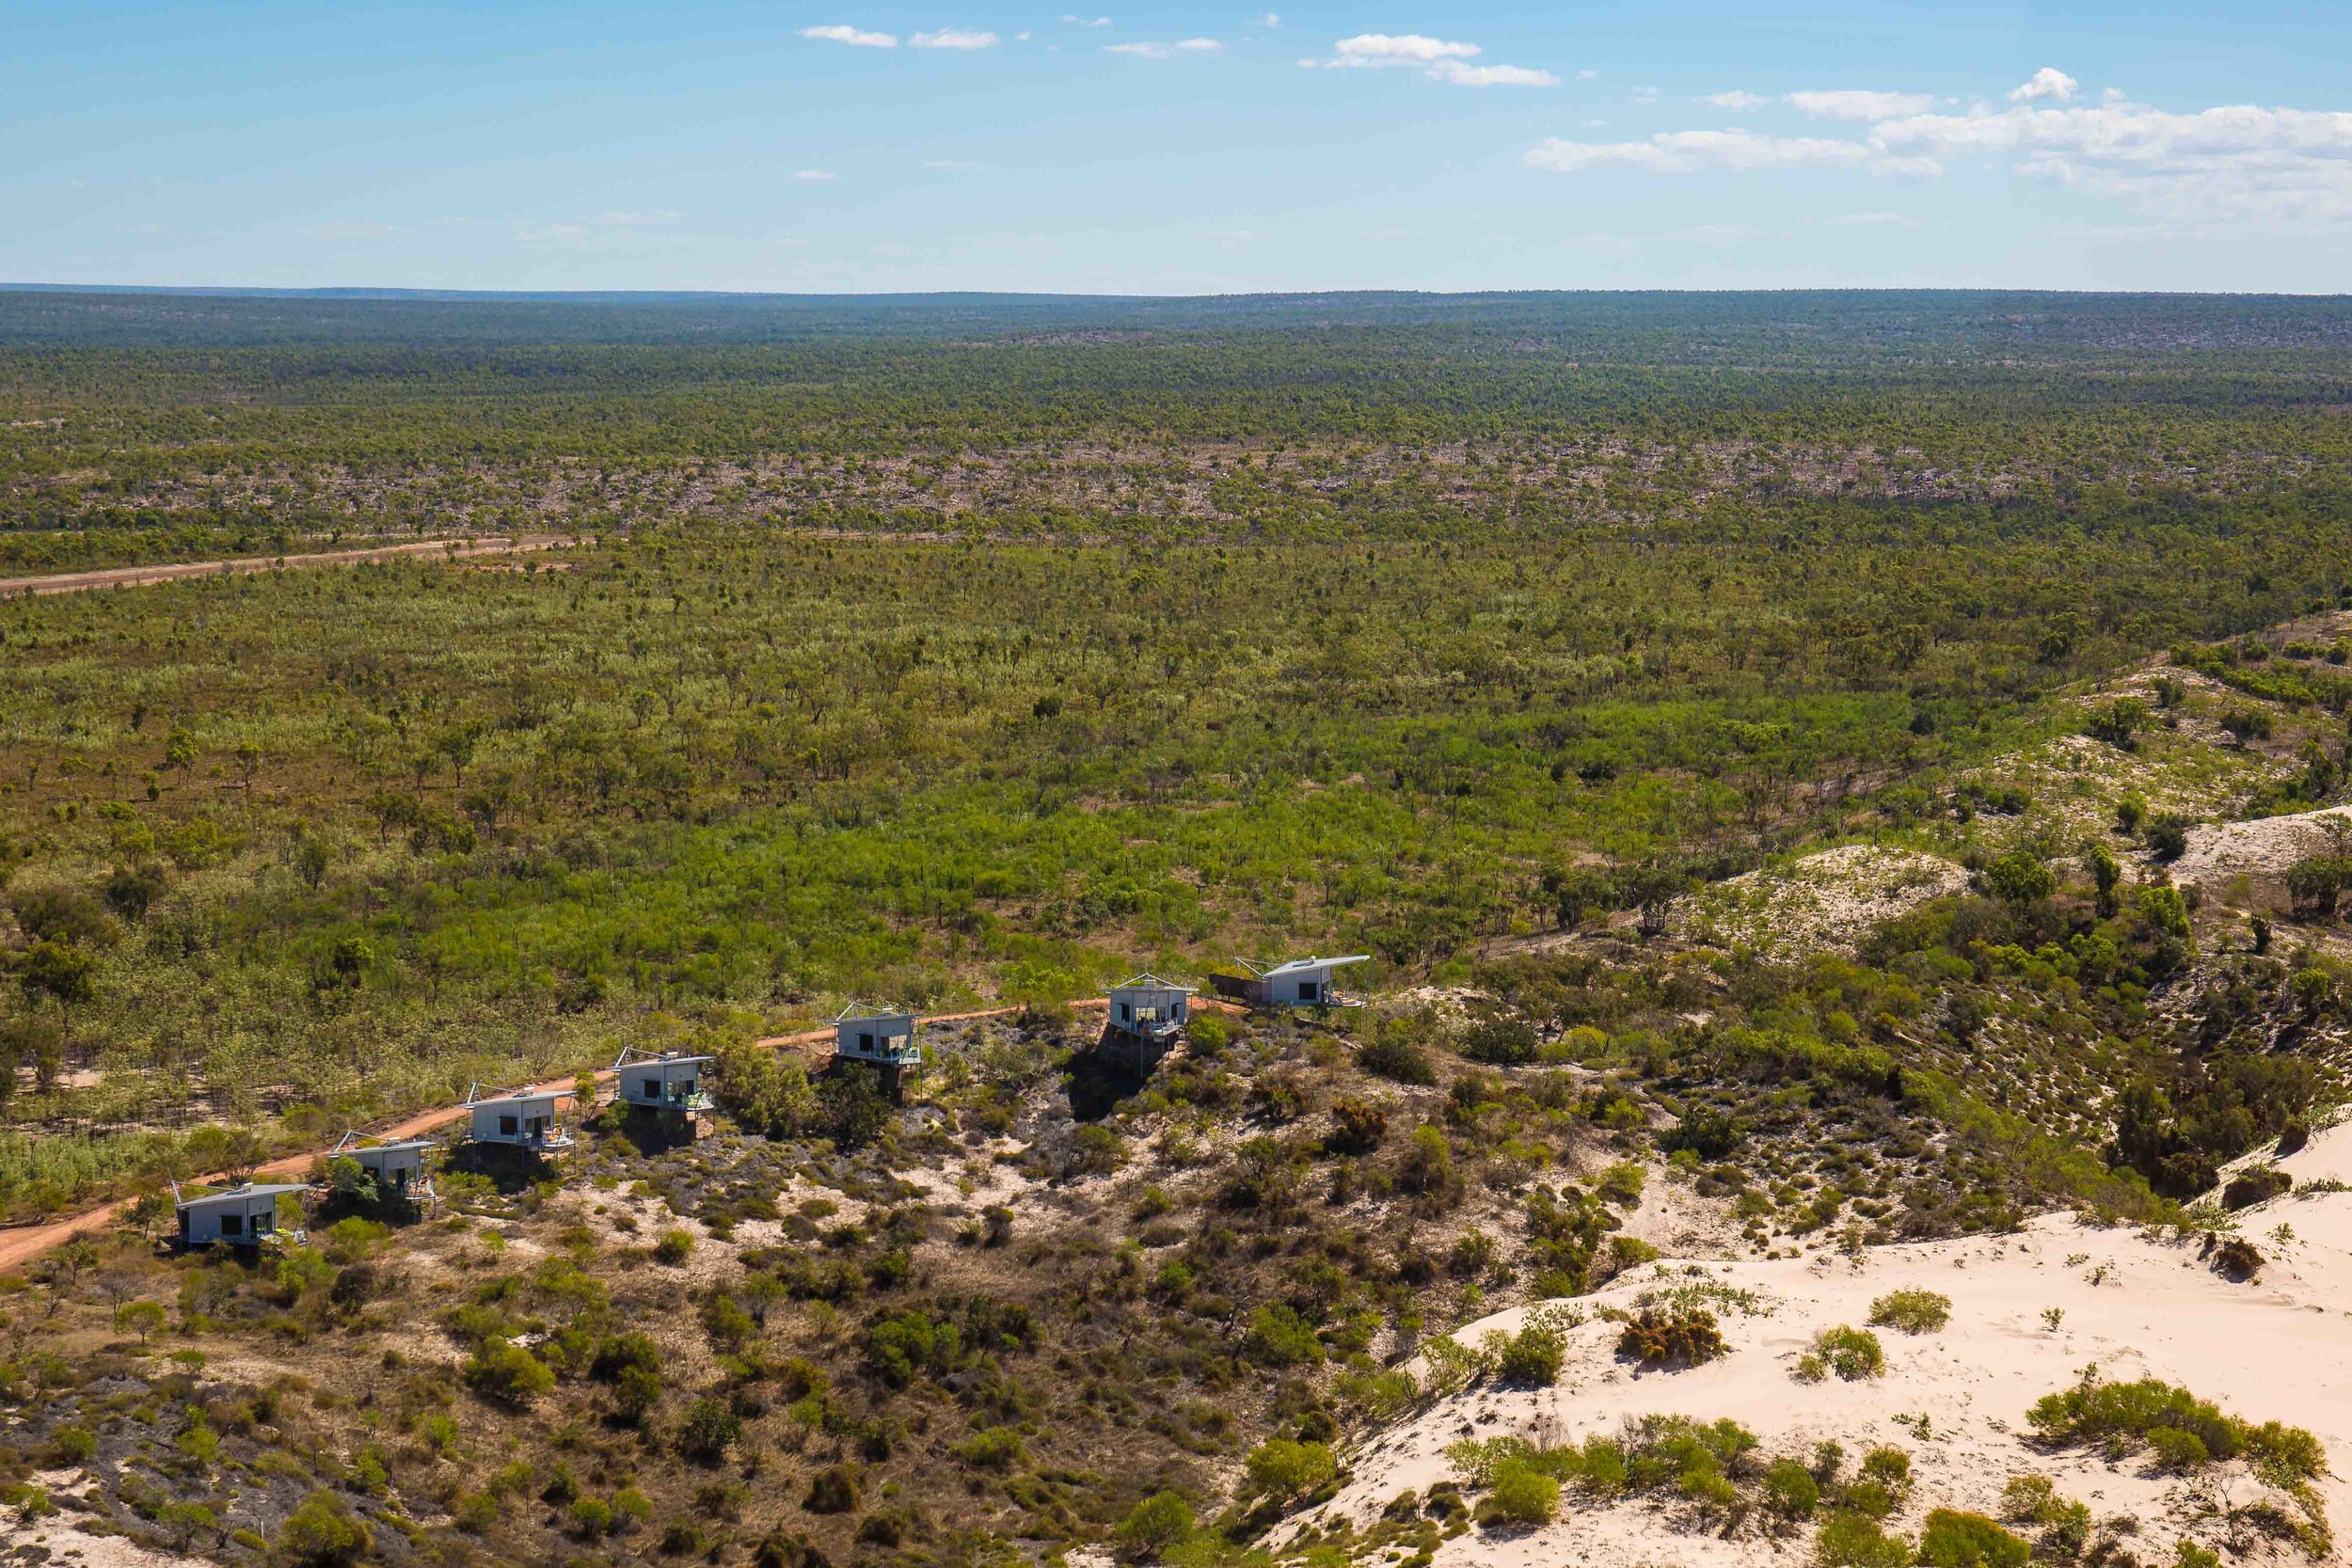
[176,1182,306,1250]
[465,1085,574,1151]
[614,1051,715,1113]
[328,1133,436,1203]
[1211,955,1371,1010]
[1102,974,1195,1071]
[834,1004,922,1069]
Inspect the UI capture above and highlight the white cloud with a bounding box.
[802,24,896,48]
[1260,12,1280,26]
[793,169,838,181]
[1061,13,1110,24]
[2010,67,2078,103]
[1578,69,1599,81]
[923,159,980,171]
[1869,101,2352,218]
[1328,33,1479,66]
[592,210,680,227]
[1787,88,1934,119]
[1524,127,1932,176]
[1311,32,1553,86]
[1824,211,1925,229]
[1529,85,2352,224]
[1703,91,1768,110]
[911,28,998,49]
[1429,59,1558,87]
[1107,38,1221,58]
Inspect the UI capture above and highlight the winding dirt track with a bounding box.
[0,999,1150,1273]
[0,534,568,597]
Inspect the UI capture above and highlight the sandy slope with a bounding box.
[1302,1123,2352,1567]
[2174,805,2352,890]
[1679,845,1970,958]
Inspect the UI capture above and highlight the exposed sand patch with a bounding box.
[2,1489,202,1566]
[1298,1121,2352,1568]
[1681,845,1970,957]
[2173,804,2352,889]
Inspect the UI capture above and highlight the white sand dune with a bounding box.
[1305,1122,2352,1567]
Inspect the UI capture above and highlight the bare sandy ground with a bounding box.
[2173,804,2352,890]
[0,534,568,597]
[1299,1119,2352,1568]
[6,1473,200,1566]
[1681,845,1971,957]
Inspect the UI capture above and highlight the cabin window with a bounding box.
[1298,981,1319,1002]
[219,1212,243,1236]
[253,1210,274,1234]
[499,1115,518,1136]
[1120,1003,1132,1022]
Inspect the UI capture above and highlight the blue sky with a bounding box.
[5,2,2347,293]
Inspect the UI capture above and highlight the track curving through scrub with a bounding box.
[0,995,1202,1272]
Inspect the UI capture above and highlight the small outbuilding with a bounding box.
[834,1004,922,1069]
[1210,955,1371,1010]
[613,1050,716,1114]
[327,1132,437,1204]
[176,1181,306,1250]
[463,1085,575,1151]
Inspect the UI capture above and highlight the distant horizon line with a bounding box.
[6,282,2349,304]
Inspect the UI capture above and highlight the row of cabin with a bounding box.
[176,960,1374,1247]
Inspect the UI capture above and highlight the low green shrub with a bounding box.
[1116,1491,1196,1555]
[1817,1513,1915,1568]
[1917,1510,2030,1568]
[1814,1326,1885,1381]
[1867,1289,1952,1335]
[1482,1463,1560,1528]
[1616,1307,1725,1369]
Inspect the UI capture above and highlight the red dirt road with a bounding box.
[0,999,1155,1273]
[0,534,569,598]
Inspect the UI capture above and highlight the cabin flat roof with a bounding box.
[622,1053,714,1068]
[178,1183,307,1210]
[471,1088,560,1106]
[1251,954,1371,979]
[1111,972,1197,992]
[331,1132,437,1155]
[834,1002,918,1024]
